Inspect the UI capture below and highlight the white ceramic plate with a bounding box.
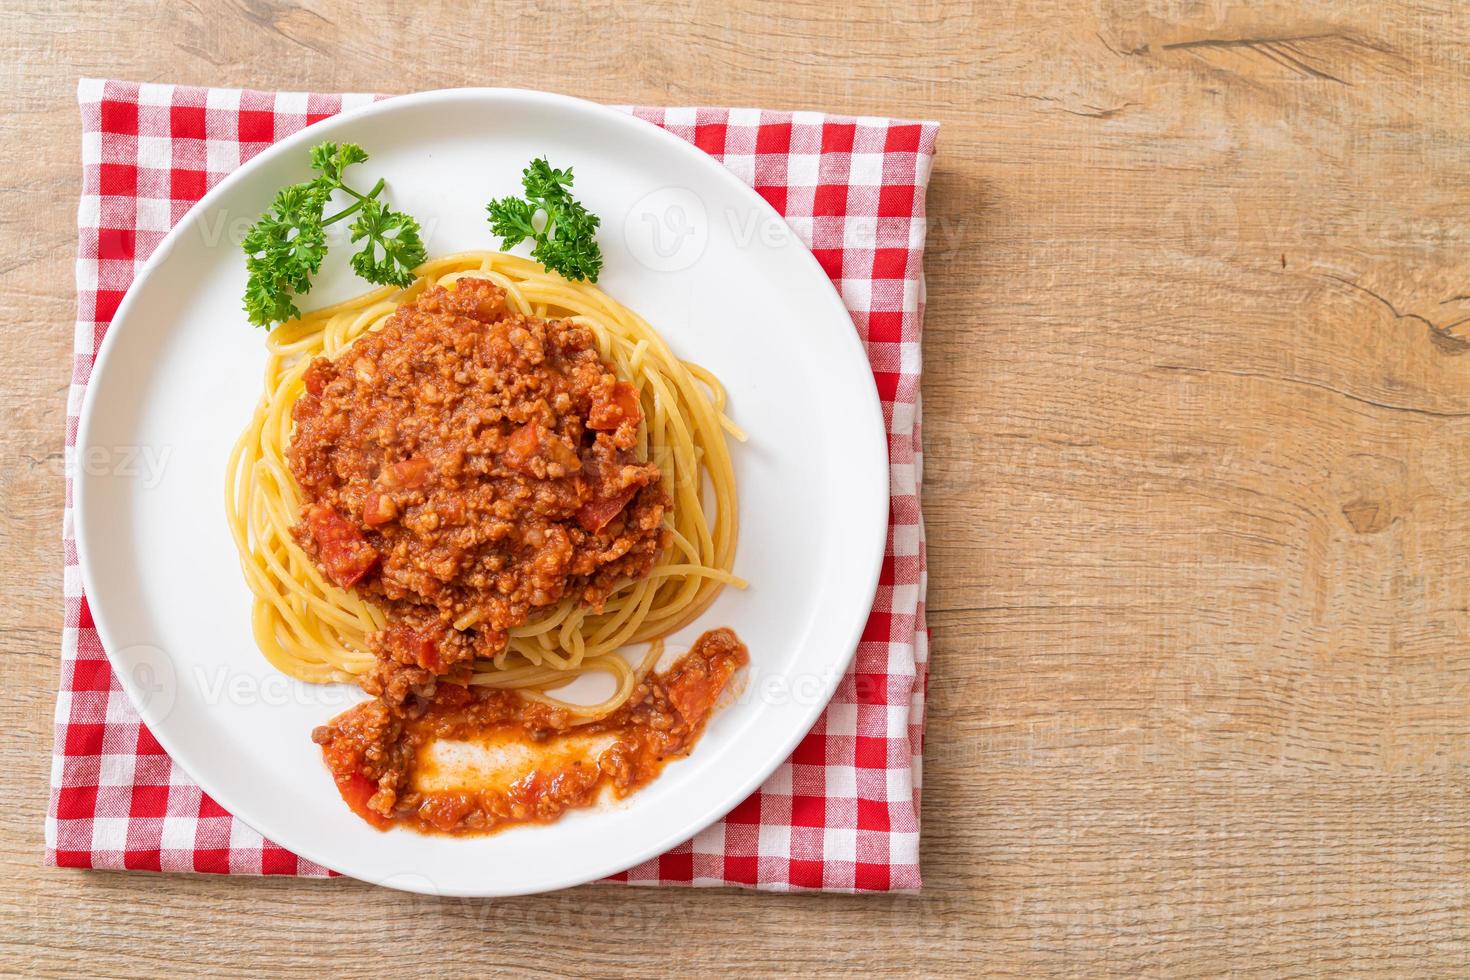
[75,88,887,897]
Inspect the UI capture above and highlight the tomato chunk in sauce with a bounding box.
[588,381,642,431]
[302,504,379,588]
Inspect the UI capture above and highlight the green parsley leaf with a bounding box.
[486,195,538,248]
[241,183,329,326]
[309,142,370,186]
[487,157,603,282]
[349,197,427,288]
[240,141,426,327]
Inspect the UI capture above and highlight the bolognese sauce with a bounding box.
[287,275,746,834]
[312,628,748,834]
[287,276,668,704]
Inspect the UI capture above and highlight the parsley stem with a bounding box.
[322,178,386,226]
[339,178,386,204]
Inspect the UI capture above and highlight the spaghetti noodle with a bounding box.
[226,250,743,719]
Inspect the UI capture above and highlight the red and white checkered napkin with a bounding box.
[49,79,935,891]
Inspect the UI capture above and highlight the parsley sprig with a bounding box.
[241,142,427,327]
[487,158,603,282]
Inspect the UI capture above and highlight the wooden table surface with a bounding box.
[5,1,1470,975]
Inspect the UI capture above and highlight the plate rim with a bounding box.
[73,85,890,896]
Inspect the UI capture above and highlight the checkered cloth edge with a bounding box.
[49,78,935,892]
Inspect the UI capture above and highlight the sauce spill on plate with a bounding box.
[314,628,748,834]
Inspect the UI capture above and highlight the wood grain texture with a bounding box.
[4,0,1470,975]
